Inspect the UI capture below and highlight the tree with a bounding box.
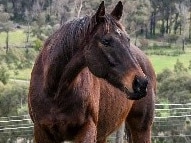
[24,9,33,53]
[123,0,151,40]
[0,6,13,53]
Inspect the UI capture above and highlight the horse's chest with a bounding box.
[97,81,134,137]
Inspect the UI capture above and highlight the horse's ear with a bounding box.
[94,1,105,23]
[111,1,123,20]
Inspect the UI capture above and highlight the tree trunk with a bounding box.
[166,15,169,34]
[182,38,185,51]
[168,8,173,34]
[6,31,9,53]
[145,25,148,38]
[150,12,153,36]
[189,10,191,39]
[25,22,30,53]
[150,11,156,36]
[134,33,138,46]
[77,0,83,18]
[161,19,165,35]
[153,10,156,35]
[174,13,179,35]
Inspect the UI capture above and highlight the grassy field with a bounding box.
[9,68,32,81]
[0,30,26,47]
[0,29,36,48]
[148,52,191,73]
[1,30,191,81]
[0,30,35,81]
[10,51,190,81]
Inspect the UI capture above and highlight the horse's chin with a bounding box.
[122,86,147,100]
[103,76,147,100]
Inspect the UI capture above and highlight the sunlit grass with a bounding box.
[0,29,36,47]
[9,68,32,81]
[1,32,191,80]
[148,52,191,74]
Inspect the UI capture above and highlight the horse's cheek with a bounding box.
[85,47,108,78]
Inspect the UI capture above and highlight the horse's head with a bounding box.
[85,1,148,100]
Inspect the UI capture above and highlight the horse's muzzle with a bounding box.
[127,75,148,100]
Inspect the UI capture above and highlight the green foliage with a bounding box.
[174,59,187,73]
[1,47,37,70]
[139,38,149,49]
[33,38,43,51]
[157,69,173,82]
[0,63,10,84]
[124,0,151,35]
[0,82,32,142]
[188,60,191,70]
[157,69,191,104]
[0,82,28,116]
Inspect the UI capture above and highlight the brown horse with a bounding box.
[28,1,156,143]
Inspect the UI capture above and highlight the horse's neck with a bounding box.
[55,51,86,98]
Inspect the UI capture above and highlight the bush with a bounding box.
[157,68,173,82]
[33,38,43,51]
[139,38,149,50]
[0,82,28,116]
[157,68,191,104]
[174,59,187,73]
[165,34,179,43]
[0,63,10,84]
[2,48,37,70]
[188,60,191,70]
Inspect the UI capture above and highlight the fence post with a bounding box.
[115,122,125,143]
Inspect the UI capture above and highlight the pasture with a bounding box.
[7,46,191,81]
[149,52,191,73]
[0,30,26,47]
[2,29,191,80]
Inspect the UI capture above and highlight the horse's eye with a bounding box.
[101,39,111,47]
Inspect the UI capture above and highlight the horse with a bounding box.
[28,1,156,143]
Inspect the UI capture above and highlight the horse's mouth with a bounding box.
[121,75,148,100]
[123,86,147,100]
[105,73,148,100]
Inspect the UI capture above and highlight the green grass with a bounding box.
[0,29,36,47]
[0,30,25,47]
[9,52,191,81]
[1,31,190,80]
[7,50,191,80]
[9,68,32,81]
[148,52,191,73]
[0,29,37,81]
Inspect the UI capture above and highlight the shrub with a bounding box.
[174,59,187,73]
[139,38,149,50]
[3,48,37,70]
[0,83,28,116]
[188,60,191,70]
[33,38,43,51]
[157,68,173,82]
[0,63,10,84]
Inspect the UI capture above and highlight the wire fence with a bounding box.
[0,103,191,143]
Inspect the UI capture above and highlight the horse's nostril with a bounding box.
[133,76,148,94]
